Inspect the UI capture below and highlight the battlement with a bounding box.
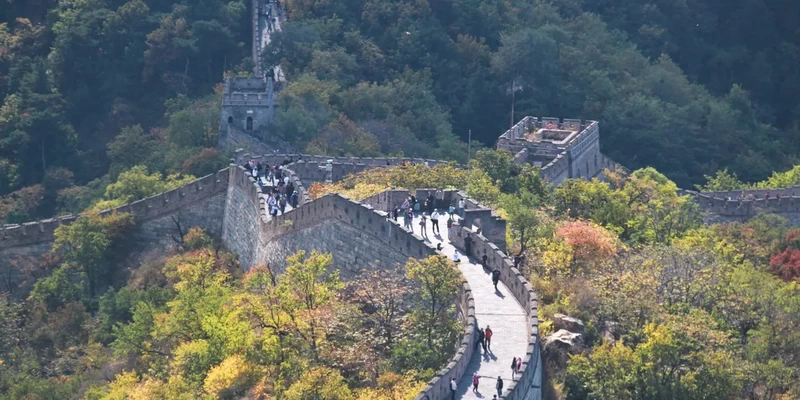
[498,117,606,185]
[0,170,229,250]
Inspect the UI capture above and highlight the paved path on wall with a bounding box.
[259,0,285,83]
[403,214,529,399]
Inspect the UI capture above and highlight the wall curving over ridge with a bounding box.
[0,169,230,292]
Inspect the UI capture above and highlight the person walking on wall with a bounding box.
[431,209,441,235]
[516,357,522,375]
[404,208,413,232]
[485,325,493,351]
[458,198,465,217]
[450,378,457,400]
[419,213,428,239]
[492,268,501,291]
[464,235,473,258]
[496,376,504,397]
[476,327,485,352]
[472,373,480,393]
[511,357,517,379]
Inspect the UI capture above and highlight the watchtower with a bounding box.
[219,76,275,146]
[497,117,603,184]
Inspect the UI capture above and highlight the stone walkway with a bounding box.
[404,214,529,400]
[259,0,285,83]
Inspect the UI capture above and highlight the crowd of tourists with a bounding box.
[243,157,299,216]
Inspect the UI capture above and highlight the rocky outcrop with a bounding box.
[544,329,583,352]
[552,313,585,334]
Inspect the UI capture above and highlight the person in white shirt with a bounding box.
[453,251,461,263]
[431,209,441,235]
[458,199,465,217]
[450,377,458,400]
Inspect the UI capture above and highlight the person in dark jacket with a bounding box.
[496,376,504,397]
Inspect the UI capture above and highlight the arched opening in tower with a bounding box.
[246,116,253,131]
[228,116,233,124]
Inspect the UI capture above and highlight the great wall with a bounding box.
[1,1,797,399]
[0,152,543,400]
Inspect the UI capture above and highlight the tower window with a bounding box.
[228,116,233,124]
[246,117,253,131]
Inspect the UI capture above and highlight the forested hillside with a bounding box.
[0,0,244,222]
[266,0,799,187]
[2,0,800,223]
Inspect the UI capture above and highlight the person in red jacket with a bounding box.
[472,373,480,393]
[485,325,493,351]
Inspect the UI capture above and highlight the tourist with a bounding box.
[464,235,473,257]
[427,193,435,213]
[482,254,488,269]
[431,209,441,234]
[496,376,504,397]
[485,325,493,351]
[511,357,517,378]
[476,328,485,352]
[279,194,287,214]
[516,357,522,375]
[450,378,457,400]
[453,251,461,263]
[419,213,428,238]
[472,373,480,393]
[458,198,465,217]
[290,190,298,208]
[448,204,455,218]
[437,243,443,251]
[492,268,501,290]
[404,208,414,232]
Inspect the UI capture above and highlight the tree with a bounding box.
[106,125,158,175]
[355,371,426,400]
[348,270,410,347]
[306,115,381,157]
[405,256,460,349]
[203,354,260,398]
[696,168,746,191]
[502,190,542,255]
[278,250,343,361]
[283,367,353,400]
[567,311,744,400]
[51,211,135,299]
[551,220,619,276]
[98,165,195,209]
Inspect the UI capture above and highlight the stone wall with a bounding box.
[451,191,508,251]
[0,169,229,252]
[448,223,541,400]
[541,151,571,185]
[0,169,230,292]
[684,186,800,225]
[226,166,480,400]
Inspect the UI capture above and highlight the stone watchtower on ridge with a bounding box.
[218,76,276,149]
[497,116,610,185]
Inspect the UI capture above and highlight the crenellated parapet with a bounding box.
[498,117,619,185]
[0,169,229,250]
[685,186,800,224]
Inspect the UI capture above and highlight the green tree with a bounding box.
[52,212,135,299]
[405,256,461,350]
[278,250,343,361]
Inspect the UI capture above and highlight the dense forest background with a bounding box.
[266,0,800,187]
[2,0,800,224]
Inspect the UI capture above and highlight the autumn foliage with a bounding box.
[309,163,467,200]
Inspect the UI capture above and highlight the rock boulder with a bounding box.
[552,313,585,334]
